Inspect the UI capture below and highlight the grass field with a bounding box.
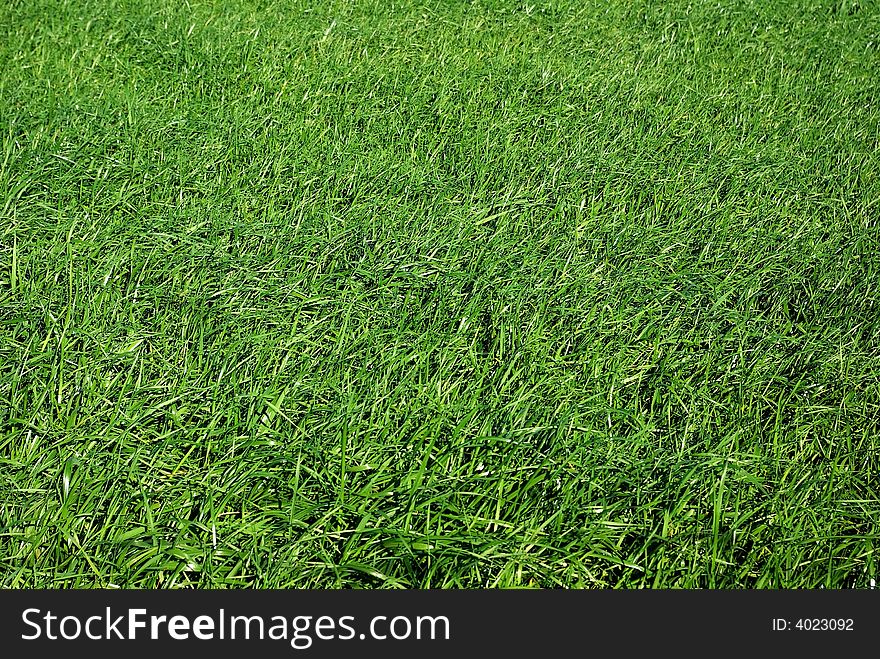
[1,0,879,588]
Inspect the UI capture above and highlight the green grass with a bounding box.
[1,0,878,588]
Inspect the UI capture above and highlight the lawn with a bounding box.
[1,0,878,588]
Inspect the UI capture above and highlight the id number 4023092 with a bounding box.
[772,618,854,631]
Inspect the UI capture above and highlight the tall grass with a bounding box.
[1,0,878,587]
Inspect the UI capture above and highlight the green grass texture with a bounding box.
[1,0,878,588]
